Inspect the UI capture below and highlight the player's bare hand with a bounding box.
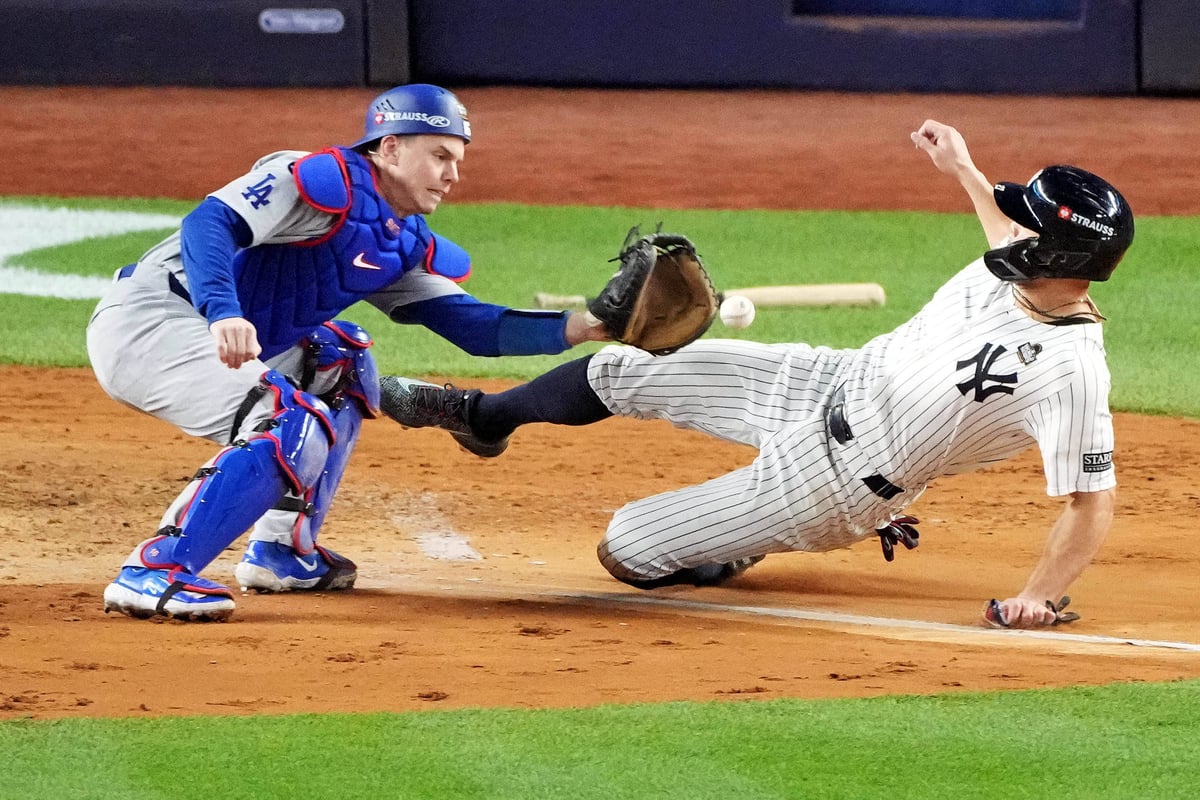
[564,310,612,346]
[981,596,1060,629]
[210,317,262,369]
[910,119,976,178]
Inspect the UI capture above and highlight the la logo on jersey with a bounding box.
[241,174,278,209]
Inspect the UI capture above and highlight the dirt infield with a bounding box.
[2,87,1200,720]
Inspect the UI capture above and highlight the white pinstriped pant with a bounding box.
[587,341,917,581]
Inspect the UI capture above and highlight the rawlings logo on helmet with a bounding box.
[377,111,451,127]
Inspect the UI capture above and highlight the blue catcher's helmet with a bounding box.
[985,165,1133,283]
[350,84,471,148]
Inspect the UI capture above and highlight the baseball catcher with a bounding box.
[585,226,719,355]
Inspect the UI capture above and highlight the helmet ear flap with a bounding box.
[984,236,1112,283]
[984,240,1038,282]
[1026,246,1095,276]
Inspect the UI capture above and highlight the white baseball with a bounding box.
[719,295,756,329]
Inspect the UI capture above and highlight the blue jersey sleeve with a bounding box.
[179,197,254,324]
[390,294,571,356]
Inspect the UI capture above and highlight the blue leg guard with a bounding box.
[136,370,335,575]
[233,324,374,592]
[255,396,363,555]
[302,397,363,546]
[253,320,377,552]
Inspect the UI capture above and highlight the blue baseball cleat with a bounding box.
[103,566,236,622]
[234,541,357,593]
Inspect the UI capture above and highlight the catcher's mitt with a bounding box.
[587,226,719,355]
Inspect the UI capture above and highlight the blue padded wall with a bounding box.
[409,0,1136,94]
[0,0,365,86]
[1140,0,1200,92]
[793,1,1081,19]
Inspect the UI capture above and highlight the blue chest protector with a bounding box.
[231,147,468,360]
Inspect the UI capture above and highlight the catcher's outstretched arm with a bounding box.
[565,311,611,345]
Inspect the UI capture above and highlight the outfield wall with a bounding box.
[0,0,1196,94]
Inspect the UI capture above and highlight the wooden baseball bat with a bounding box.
[533,292,589,309]
[724,283,886,308]
[532,283,886,310]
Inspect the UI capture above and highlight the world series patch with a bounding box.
[1082,451,1113,473]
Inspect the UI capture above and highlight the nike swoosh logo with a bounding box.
[296,555,320,572]
[352,251,382,270]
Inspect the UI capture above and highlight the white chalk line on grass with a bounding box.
[0,204,181,299]
[540,591,1200,653]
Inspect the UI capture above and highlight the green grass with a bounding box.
[4,197,1200,798]
[3,681,1199,799]
[3,196,1196,416]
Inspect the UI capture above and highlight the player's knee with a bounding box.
[598,538,706,590]
[305,320,380,416]
[596,527,666,589]
[596,536,634,581]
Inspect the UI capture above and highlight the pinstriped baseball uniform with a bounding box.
[587,258,1115,580]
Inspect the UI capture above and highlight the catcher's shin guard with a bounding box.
[253,393,364,553]
[132,371,335,574]
[248,321,378,552]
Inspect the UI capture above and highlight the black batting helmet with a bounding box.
[984,165,1134,282]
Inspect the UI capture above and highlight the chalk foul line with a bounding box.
[544,591,1200,653]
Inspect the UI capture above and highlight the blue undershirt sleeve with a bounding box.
[390,294,571,356]
[179,197,254,324]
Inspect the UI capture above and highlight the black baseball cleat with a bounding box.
[378,376,509,458]
[685,555,766,586]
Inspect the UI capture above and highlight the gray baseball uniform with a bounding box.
[86,150,467,444]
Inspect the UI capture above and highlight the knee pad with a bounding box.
[304,320,380,417]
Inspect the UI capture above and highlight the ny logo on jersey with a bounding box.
[955,343,1017,402]
[241,173,278,209]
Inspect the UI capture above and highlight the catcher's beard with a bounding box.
[472,356,611,440]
